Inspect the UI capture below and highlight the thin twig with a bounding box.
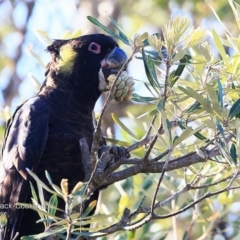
[150,149,172,217]
[66,196,73,240]
[187,165,228,178]
[90,48,139,172]
[189,159,208,186]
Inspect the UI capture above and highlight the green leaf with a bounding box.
[144,82,157,97]
[207,2,232,38]
[159,234,167,240]
[179,86,213,114]
[37,182,45,210]
[145,49,162,60]
[48,194,58,217]
[29,182,38,203]
[236,118,240,161]
[229,0,240,30]
[157,98,164,111]
[87,16,128,45]
[173,127,193,147]
[108,15,130,45]
[45,170,53,185]
[172,49,185,62]
[206,84,222,116]
[142,48,160,92]
[69,195,87,210]
[82,200,97,218]
[177,121,207,141]
[217,77,223,110]
[217,122,225,139]
[137,108,159,119]
[16,202,62,221]
[229,98,240,119]
[131,93,157,103]
[112,113,138,140]
[161,111,172,144]
[230,143,237,165]
[212,29,228,62]
[186,101,201,113]
[36,217,57,224]
[203,119,216,129]
[147,55,160,87]
[169,54,191,87]
[30,198,46,226]
[173,136,179,146]
[26,169,60,196]
[215,139,232,164]
[45,171,63,196]
[26,170,46,209]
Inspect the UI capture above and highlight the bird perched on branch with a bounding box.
[0,34,129,239]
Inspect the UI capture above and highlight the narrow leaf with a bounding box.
[157,98,164,111]
[137,108,159,119]
[169,54,191,87]
[87,16,127,44]
[108,15,130,45]
[142,48,159,92]
[29,182,38,203]
[144,82,157,97]
[161,111,172,144]
[82,200,97,217]
[229,0,240,30]
[207,2,232,38]
[131,93,157,103]
[229,98,240,119]
[206,84,222,116]
[16,202,61,220]
[230,143,237,165]
[148,55,161,89]
[236,118,240,162]
[217,77,223,110]
[48,194,58,216]
[177,121,207,141]
[26,168,60,196]
[112,113,138,140]
[217,122,225,139]
[173,127,193,147]
[45,171,63,196]
[212,29,228,62]
[30,198,46,225]
[179,86,213,114]
[186,101,201,113]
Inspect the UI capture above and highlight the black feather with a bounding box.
[0,34,127,239]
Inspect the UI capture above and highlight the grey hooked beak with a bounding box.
[101,47,128,69]
[98,47,128,92]
[105,47,128,68]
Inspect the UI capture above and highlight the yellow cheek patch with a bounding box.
[57,43,77,74]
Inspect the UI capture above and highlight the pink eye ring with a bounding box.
[88,42,101,53]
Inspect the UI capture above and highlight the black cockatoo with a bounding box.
[0,34,128,239]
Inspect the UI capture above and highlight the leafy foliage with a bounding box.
[2,1,240,240]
